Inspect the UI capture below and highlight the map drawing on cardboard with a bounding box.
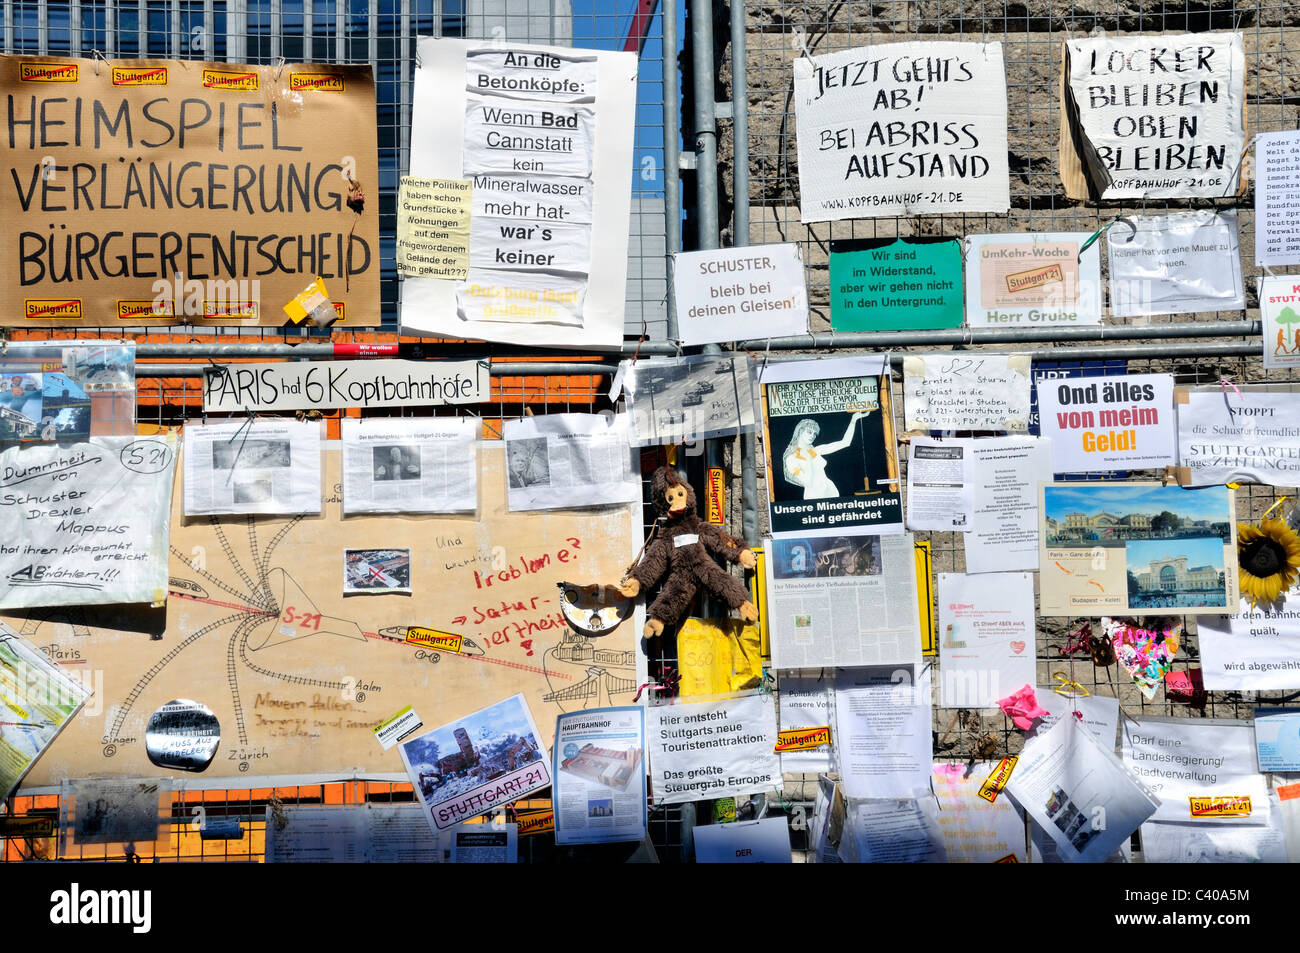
[3,446,643,786]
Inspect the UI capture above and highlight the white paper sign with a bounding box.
[203,360,489,413]
[938,571,1036,708]
[402,38,635,347]
[1254,130,1300,267]
[1037,374,1175,473]
[903,354,1031,432]
[673,244,809,345]
[693,817,791,863]
[503,412,639,511]
[964,436,1053,574]
[1064,33,1246,200]
[1034,692,1120,750]
[1197,596,1300,690]
[777,675,834,774]
[646,693,780,805]
[1141,807,1289,863]
[1122,719,1270,826]
[183,419,322,516]
[1259,275,1300,371]
[1107,212,1244,317]
[932,762,1035,863]
[792,41,1010,221]
[964,232,1102,327]
[834,666,932,799]
[342,417,478,515]
[906,437,974,532]
[1177,388,1300,487]
[0,436,176,609]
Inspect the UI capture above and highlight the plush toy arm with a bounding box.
[699,524,754,567]
[624,536,670,592]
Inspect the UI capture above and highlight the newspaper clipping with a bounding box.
[504,413,639,511]
[764,531,922,669]
[183,419,322,516]
[342,417,478,514]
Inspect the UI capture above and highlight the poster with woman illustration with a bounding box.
[760,356,902,537]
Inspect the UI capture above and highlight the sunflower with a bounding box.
[1237,519,1300,606]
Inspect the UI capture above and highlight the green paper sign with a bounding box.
[829,238,963,331]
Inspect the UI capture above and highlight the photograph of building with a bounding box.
[1043,484,1232,548]
[560,743,643,792]
[1125,538,1228,609]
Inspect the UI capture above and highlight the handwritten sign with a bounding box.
[1037,374,1175,473]
[793,41,1009,221]
[0,435,176,608]
[903,354,1031,432]
[203,359,488,412]
[1260,275,1300,371]
[0,54,379,326]
[1062,33,1246,200]
[965,232,1101,327]
[674,244,808,344]
[830,238,962,331]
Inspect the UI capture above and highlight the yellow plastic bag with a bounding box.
[677,617,763,698]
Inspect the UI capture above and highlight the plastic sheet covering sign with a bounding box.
[402,38,636,348]
[0,445,642,786]
[792,41,1010,222]
[0,435,176,610]
[0,54,380,326]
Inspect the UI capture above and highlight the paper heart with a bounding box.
[1010,640,1026,655]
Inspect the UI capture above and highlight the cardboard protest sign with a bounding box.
[1108,212,1243,317]
[0,435,176,609]
[673,244,809,344]
[1037,373,1175,473]
[402,38,636,348]
[1260,276,1300,371]
[1060,34,1246,200]
[829,238,962,331]
[0,54,379,326]
[964,233,1102,327]
[793,41,1009,221]
[1256,131,1300,267]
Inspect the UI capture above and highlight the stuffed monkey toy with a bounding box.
[617,467,759,639]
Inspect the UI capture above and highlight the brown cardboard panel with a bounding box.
[1,54,380,326]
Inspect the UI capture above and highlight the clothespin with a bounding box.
[91,50,109,76]
[272,57,287,83]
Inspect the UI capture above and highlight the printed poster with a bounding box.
[1039,482,1237,617]
[776,675,833,774]
[621,354,758,449]
[1198,596,1300,690]
[905,437,974,532]
[402,38,636,348]
[1061,33,1246,200]
[396,177,472,280]
[793,41,1010,220]
[760,356,902,537]
[938,571,1036,708]
[964,232,1102,327]
[0,341,135,442]
[552,706,647,845]
[829,238,963,331]
[182,419,322,516]
[645,692,780,805]
[1259,275,1300,370]
[964,436,1053,574]
[1107,212,1244,317]
[1177,386,1300,487]
[903,353,1031,432]
[833,665,932,799]
[1036,373,1176,473]
[398,693,551,833]
[1255,130,1300,268]
[673,244,809,345]
[933,762,1035,863]
[0,435,176,609]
